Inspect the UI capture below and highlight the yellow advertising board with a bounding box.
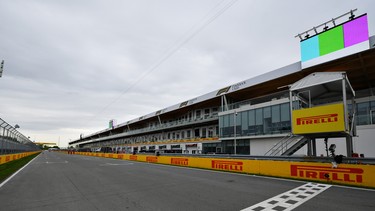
[75,152,375,188]
[0,151,40,165]
[292,103,346,134]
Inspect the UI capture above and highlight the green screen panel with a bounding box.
[319,26,344,56]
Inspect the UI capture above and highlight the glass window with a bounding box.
[194,129,200,137]
[248,110,255,126]
[357,102,370,125]
[235,112,241,126]
[280,103,290,121]
[271,105,280,123]
[370,101,375,125]
[223,115,229,127]
[357,102,369,114]
[255,108,263,125]
[204,109,210,119]
[202,128,207,138]
[229,114,234,127]
[263,107,271,118]
[241,111,248,130]
[196,110,201,118]
[263,107,271,134]
[208,128,213,137]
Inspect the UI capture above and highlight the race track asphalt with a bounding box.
[0,151,374,211]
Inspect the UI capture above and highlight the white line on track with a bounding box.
[0,153,41,189]
[99,163,134,166]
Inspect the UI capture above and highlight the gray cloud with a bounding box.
[0,0,374,147]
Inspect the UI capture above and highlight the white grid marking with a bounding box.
[241,183,331,211]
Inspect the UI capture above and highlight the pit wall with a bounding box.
[75,152,375,189]
[0,151,40,165]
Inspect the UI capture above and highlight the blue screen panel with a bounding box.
[301,36,319,62]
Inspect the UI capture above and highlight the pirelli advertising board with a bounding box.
[292,103,345,135]
[76,152,375,188]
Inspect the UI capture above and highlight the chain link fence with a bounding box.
[0,118,40,154]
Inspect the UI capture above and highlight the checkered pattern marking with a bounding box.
[241,183,331,211]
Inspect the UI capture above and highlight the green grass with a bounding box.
[0,152,40,183]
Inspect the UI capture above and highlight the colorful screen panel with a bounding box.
[319,26,344,56]
[301,14,368,62]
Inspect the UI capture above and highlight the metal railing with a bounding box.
[71,114,219,145]
[0,118,39,154]
[264,134,301,156]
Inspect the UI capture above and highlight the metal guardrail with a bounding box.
[0,118,39,154]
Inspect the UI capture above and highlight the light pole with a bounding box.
[234,111,238,155]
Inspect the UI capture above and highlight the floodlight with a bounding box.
[313,27,318,34]
[349,10,355,20]
[295,9,358,41]
[298,34,302,40]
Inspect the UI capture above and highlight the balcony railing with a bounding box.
[74,114,219,145]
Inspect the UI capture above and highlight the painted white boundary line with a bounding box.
[0,153,40,189]
[241,182,331,211]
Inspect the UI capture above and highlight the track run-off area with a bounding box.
[0,151,374,211]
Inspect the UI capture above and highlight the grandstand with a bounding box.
[70,11,375,158]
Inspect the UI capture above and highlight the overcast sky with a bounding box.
[1,0,374,147]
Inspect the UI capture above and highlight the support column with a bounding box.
[324,138,329,157]
[307,138,312,156]
[221,95,229,112]
[346,135,353,157]
[312,138,317,156]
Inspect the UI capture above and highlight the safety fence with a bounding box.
[0,151,40,165]
[74,152,375,189]
[0,118,39,154]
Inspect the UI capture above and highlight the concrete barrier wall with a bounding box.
[76,152,375,188]
[0,151,40,165]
